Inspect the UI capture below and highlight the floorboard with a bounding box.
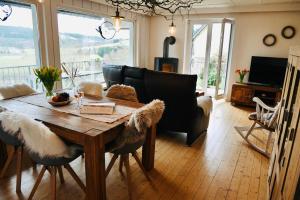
[0,100,270,200]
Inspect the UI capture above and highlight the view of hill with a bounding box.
[0,25,113,49]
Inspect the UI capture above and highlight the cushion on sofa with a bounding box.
[123,66,147,103]
[103,65,125,87]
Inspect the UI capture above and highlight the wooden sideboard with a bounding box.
[268,46,300,200]
[231,83,282,107]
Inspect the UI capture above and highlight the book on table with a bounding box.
[80,102,116,115]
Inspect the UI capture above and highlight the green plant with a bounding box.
[208,62,217,86]
[34,66,61,97]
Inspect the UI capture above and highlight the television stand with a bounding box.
[231,83,282,107]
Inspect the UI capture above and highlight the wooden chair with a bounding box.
[0,126,24,193]
[105,100,165,199]
[0,84,35,193]
[28,145,86,200]
[235,97,280,158]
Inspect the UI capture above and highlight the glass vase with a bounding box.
[239,75,245,83]
[43,82,55,98]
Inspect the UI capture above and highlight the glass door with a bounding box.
[187,19,233,98]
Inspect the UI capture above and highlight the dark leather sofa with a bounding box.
[103,65,210,145]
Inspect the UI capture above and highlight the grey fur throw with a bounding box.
[108,99,165,151]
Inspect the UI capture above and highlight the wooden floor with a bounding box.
[0,100,271,200]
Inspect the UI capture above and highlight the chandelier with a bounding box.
[105,0,203,16]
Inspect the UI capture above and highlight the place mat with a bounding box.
[16,94,137,123]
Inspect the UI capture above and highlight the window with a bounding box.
[0,3,40,88]
[57,11,134,88]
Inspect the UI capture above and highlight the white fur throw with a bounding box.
[0,84,35,100]
[109,99,165,151]
[106,84,139,102]
[0,111,71,158]
[197,96,213,116]
[79,81,103,97]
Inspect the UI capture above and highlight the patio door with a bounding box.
[185,19,234,99]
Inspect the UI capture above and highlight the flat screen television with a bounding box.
[248,56,288,88]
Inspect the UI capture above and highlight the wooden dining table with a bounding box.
[0,93,157,200]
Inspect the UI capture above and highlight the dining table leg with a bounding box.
[84,135,106,200]
[142,125,157,171]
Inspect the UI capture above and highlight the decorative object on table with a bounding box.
[34,66,61,97]
[80,102,116,115]
[263,34,277,47]
[235,68,249,83]
[281,25,296,39]
[61,63,80,91]
[78,81,103,98]
[48,92,73,107]
[0,3,12,22]
[235,97,280,158]
[96,21,116,39]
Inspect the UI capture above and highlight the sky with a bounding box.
[0,5,33,28]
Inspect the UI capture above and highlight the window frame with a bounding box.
[54,6,136,66]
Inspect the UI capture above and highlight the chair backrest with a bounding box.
[78,81,103,97]
[128,99,165,134]
[0,108,22,146]
[109,99,165,152]
[106,84,139,102]
[0,84,35,100]
[0,111,70,158]
[253,97,281,128]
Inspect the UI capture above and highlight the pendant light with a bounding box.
[111,6,124,32]
[169,16,176,36]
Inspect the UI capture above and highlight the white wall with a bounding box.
[148,11,300,100]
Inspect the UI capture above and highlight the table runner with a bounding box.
[16,94,136,123]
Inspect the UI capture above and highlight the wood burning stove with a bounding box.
[154,36,179,73]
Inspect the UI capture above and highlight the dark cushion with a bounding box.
[144,70,198,131]
[103,65,125,87]
[0,124,22,146]
[123,66,147,103]
[29,144,83,166]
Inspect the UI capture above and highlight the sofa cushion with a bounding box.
[102,65,125,87]
[144,70,198,131]
[123,66,147,103]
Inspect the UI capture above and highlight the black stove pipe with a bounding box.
[163,36,176,58]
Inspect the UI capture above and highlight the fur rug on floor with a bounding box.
[0,110,71,158]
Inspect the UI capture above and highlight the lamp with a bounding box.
[169,18,176,36]
[111,6,124,32]
[105,0,203,17]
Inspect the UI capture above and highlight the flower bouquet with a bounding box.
[34,66,62,97]
[235,68,250,83]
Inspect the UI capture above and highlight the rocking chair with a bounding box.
[235,97,280,158]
